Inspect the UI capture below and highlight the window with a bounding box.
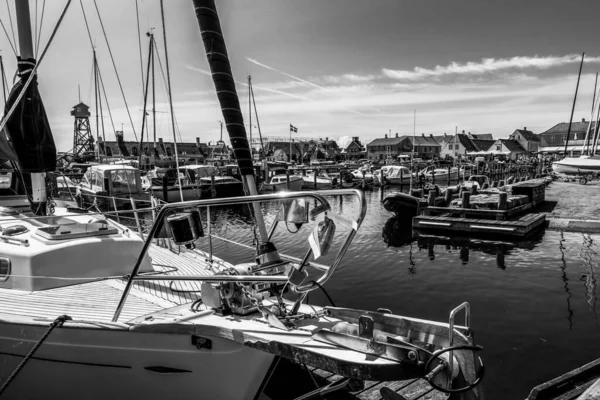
[111,170,139,194]
[105,146,113,156]
[131,146,138,156]
[561,135,567,142]
[448,144,453,150]
[496,145,502,151]
[549,136,555,143]
[166,147,172,156]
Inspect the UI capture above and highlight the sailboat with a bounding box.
[0,1,485,399]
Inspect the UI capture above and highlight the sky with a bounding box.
[2,0,600,151]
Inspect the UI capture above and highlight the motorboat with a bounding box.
[552,155,600,177]
[350,168,374,182]
[418,166,461,180]
[76,164,150,210]
[384,165,413,185]
[260,174,304,191]
[302,170,334,189]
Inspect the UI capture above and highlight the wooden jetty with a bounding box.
[527,358,600,400]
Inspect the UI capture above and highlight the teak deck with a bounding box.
[413,212,546,238]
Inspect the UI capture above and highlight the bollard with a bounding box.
[428,190,436,206]
[210,175,217,198]
[461,191,471,209]
[498,191,508,210]
[444,188,453,207]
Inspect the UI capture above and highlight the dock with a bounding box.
[527,358,600,400]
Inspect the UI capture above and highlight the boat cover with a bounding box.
[1,57,56,172]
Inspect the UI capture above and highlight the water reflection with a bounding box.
[578,234,597,320]
[559,231,574,330]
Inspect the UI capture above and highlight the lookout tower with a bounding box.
[70,102,94,157]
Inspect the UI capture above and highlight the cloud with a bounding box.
[383,54,600,81]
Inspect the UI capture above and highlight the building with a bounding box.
[439,133,478,159]
[340,137,366,160]
[486,139,526,160]
[471,139,496,153]
[408,134,442,159]
[97,136,208,166]
[508,127,540,153]
[470,133,494,140]
[366,133,412,160]
[538,119,600,155]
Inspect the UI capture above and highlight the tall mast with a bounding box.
[248,75,252,156]
[563,52,585,156]
[138,33,153,167]
[0,54,6,105]
[193,0,271,247]
[583,73,598,156]
[152,32,157,159]
[93,51,100,158]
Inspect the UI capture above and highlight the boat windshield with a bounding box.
[110,170,139,194]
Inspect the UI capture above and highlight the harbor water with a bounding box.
[193,188,600,400]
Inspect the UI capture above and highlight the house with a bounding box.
[264,141,303,162]
[439,133,478,159]
[471,139,496,153]
[366,133,412,160]
[538,118,599,154]
[487,139,526,160]
[97,136,207,165]
[508,127,540,153]
[470,133,494,140]
[407,134,442,159]
[341,137,366,160]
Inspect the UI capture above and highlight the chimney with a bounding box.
[444,133,447,137]
[421,133,425,137]
[385,133,388,139]
[395,133,398,138]
[582,118,586,123]
[158,138,164,144]
[325,137,328,141]
[524,127,527,130]
[430,134,433,138]
[196,137,200,147]
[462,130,465,134]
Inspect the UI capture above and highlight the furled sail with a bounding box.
[2,58,56,172]
[192,0,253,176]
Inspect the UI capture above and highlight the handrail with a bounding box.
[111,189,367,322]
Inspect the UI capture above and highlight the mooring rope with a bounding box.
[0,315,72,396]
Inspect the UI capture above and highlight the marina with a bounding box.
[0,1,598,399]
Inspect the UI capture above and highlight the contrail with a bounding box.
[247,57,364,115]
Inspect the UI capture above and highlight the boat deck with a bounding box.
[0,244,222,323]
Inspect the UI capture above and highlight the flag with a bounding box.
[290,124,298,133]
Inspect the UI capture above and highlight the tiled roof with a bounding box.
[499,139,526,152]
[407,135,441,146]
[366,136,406,147]
[445,134,478,152]
[513,129,540,142]
[471,139,496,152]
[470,133,494,140]
[540,121,594,135]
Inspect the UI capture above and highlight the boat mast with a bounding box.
[410,109,415,190]
[248,75,252,157]
[0,54,6,106]
[192,0,271,248]
[250,80,265,155]
[152,31,157,161]
[583,73,599,156]
[563,52,585,156]
[138,33,153,167]
[14,0,47,213]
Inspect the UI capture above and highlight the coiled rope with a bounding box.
[0,315,72,396]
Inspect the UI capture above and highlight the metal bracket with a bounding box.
[191,335,212,350]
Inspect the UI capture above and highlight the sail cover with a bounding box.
[1,57,56,172]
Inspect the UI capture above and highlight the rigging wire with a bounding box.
[5,0,18,56]
[152,39,182,143]
[159,0,183,202]
[34,0,37,58]
[96,65,117,139]
[134,0,145,90]
[92,0,138,142]
[0,17,17,56]
[35,0,46,57]
[79,0,94,49]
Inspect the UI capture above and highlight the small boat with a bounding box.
[302,171,334,189]
[462,175,490,190]
[350,168,374,182]
[260,174,304,191]
[382,192,420,219]
[384,165,413,185]
[552,155,600,177]
[77,164,150,210]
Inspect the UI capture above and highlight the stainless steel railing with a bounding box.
[111,189,367,322]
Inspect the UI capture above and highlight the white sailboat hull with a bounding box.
[552,156,600,175]
[0,317,274,400]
